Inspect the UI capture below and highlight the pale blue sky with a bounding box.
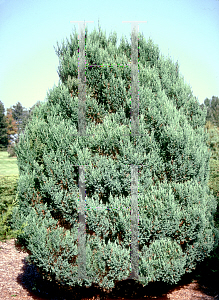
[1,0,219,118]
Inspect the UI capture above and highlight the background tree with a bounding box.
[9,102,27,144]
[5,100,45,150]
[199,97,219,161]
[200,96,219,129]
[0,100,9,150]
[9,23,219,297]
[4,108,19,147]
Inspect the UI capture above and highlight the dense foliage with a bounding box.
[0,101,8,149]
[200,96,219,129]
[9,23,219,292]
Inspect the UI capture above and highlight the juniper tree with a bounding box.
[9,22,219,293]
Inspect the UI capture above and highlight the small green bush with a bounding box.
[7,143,17,158]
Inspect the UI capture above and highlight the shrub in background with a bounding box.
[7,143,17,158]
[204,121,219,161]
[9,23,219,292]
[0,175,27,242]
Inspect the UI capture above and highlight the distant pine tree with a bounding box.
[9,22,219,294]
[0,100,8,149]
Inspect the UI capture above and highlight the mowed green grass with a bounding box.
[0,151,19,176]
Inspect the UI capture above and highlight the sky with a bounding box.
[1,0,219,123]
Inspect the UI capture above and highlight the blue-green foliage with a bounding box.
[9,23,219,291]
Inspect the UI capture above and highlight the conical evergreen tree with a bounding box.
[0,100,8,149]
[9,22,219,293]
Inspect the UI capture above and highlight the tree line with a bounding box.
[0,95,218,152]
[0,100,44,150]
